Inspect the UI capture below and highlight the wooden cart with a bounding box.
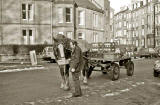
[87,42,134,81]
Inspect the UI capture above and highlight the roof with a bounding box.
[55,0,104,13]
[114,8,129,16]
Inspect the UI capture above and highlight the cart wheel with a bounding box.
[109,63,120,81]
[102,67,107,74]
[102,72,107,74]
[126,61,134,76]
[153,70,159,77]
[87,66,94,78]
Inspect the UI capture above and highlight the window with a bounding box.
[124,30,127,35]
[93,13,98,27]
[78,33,85,40]
[66,8,72,23]
[22,4,27,19]
[22,30,27,44]
[142,29,145,36]
[29,29,34,44]
[22,3,33,20]
[123,13,126,19]
[136,30,138,36]
[22,29,34,45]
[119,30,122,36]
[124,21,126,27]
[58,32,64,35]
[159,15,160,25]
[93,33,98,42]
[58,8,63,23]
[136,22,138,27]
[110,12,113,18]
[119,22,122,28]
[136,40,139,46]
[78,11,85,25]
[66,32,73,39]
[129,23,131,28]
[141,39,145,46]
[28,4,33,20]
[142,19,144,25]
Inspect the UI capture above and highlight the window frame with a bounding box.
[65,8,72,23]
[22,3,34,21]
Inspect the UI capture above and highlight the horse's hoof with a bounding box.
[83,77,88,85]
[64,86,70,91]
[60,83,64,89]
[83,82,88,85]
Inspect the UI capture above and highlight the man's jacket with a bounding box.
[70,45,84,72]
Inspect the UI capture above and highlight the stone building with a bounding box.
[155,0,160,46]
[114,7,130,45]
[0,0,53,45]
[110,7,115,42]
[113,0,160,48]
[0,0,110,45]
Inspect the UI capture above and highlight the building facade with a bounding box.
[0,0,52,45]
[155,0,160,46]
[113,0,160,48]
[0,0,110,45]
[114,7,131,45]
[110,7,115,42]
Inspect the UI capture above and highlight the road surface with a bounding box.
[0,59,160,105]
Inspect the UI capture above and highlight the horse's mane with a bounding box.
[53,36,72,59]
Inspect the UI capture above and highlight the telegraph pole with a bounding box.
[153,0,156,48]
[73,0,77,39]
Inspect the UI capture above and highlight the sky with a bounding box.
[110,0,131,13]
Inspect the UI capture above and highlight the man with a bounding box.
[69,40,83,97]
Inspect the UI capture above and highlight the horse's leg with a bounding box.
[84,59,89,84]
[59,65,65,89]
[63,64,70,91]
[82,59,88,84]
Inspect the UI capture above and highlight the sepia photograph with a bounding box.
[0,0,160,105]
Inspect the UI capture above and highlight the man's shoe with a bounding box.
[71,93,82,97]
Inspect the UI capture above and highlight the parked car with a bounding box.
[135,48,158,58]
[153,60,160,77]
[155,46,160,56]
[42,47,56,63]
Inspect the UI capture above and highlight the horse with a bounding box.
[53,36,72,91]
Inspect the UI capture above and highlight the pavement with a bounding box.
[0,57,145,73]
[0,60,48,73]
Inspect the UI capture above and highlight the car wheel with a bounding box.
[153,70,159,77]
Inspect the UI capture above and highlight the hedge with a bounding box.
[0,44,53,55]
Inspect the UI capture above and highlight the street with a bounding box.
[0,59,160,105]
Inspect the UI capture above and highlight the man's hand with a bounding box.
[70,68,75,72]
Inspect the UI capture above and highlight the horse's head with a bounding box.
[53,37,71,60]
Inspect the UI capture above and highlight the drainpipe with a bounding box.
[51,0,53,44]
[0,0,2,45]
[153,0,156,48]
